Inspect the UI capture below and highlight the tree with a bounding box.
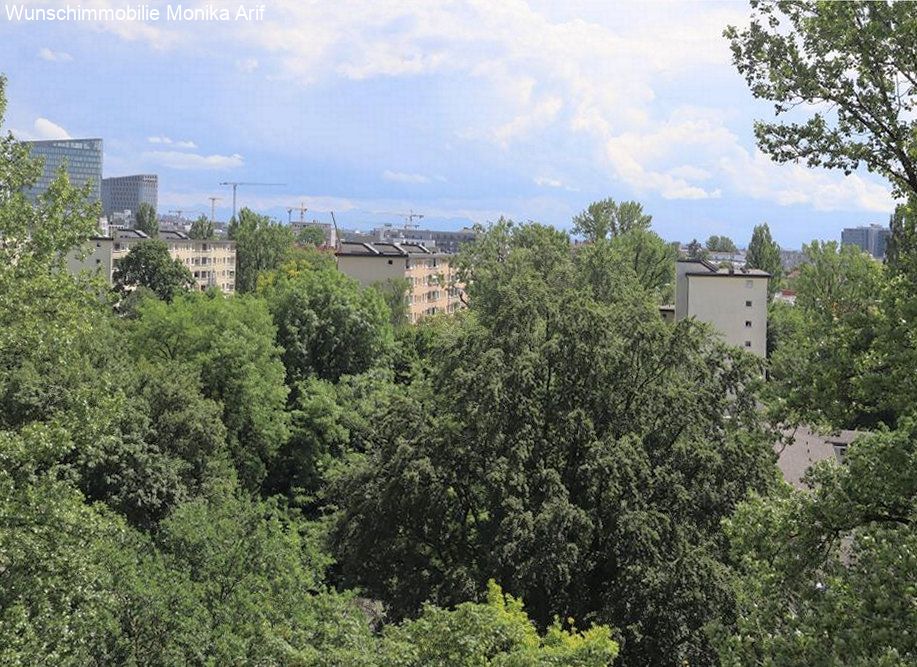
[134,202,158,237]
[128,293,290,489]
[725,1,917,200]
[297,224,327,246]
[332,220,776,667]
[886,200,917,282]
[259,255,394,384]
[713,423,917,665]
[705,235,738,253]
[685,238,707,260]
[188,214,215,240]
[572,198,652,242]
[379,581,619,666]
[372,277,412,328]
[745,223,782,299]
[765,240,886,429]
[113,239,194,301]
[228,207,295,293]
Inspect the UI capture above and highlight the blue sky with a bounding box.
[0,0,898,248]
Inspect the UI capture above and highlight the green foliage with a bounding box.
[765,240,888,429]
[379,581,619,666]
[333,220,776,667]
[725,0,917,199]
[685,238,707,260]
[606,229,677,303]
[745,223,782,298]
[297,224,328,246]
[372,276,412,328]
[713,424,917,665]
[113,238,195,301]
[886,200,917,282]
[259,255,394,383]
[705,235,738,253]
[128,293,290,489]
[134,202,159,237]
[572,198,651,242]
[229,207,295,293]
[188,213,215,240]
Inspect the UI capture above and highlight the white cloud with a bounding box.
[38,47,72,62]
[32,118,72,140]
[237,58,259,73]
[382,170,431,184]
[147,136,197,149]
[143,151,243,170]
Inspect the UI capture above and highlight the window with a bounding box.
[387,259,393,265]
[831,443,848,464]
[745,279,754,288]
[745,320,752,328]
[745,300,752,307]
[744,341,752,348]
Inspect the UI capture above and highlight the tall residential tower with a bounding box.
[24,138,103,202]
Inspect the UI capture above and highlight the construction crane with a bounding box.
[208,196,222,224]
[330,211,341,251]
[219,181,285,221]
[169,209,184,220]
[380,209,425,229]
[287,202,308,224]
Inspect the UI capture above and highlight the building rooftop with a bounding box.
[679,258,769,278]
[337,241,444,257]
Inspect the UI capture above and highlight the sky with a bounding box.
[0,0,899,247]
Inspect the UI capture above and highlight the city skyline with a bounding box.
[0,0,898,247]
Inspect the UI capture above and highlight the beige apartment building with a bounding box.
[336,241,464,323]
[67,229,236,293]
[671,259,769,357]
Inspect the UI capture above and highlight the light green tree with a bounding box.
[188,214,215,240]
[113,239,195,301]
[228,207,295,293]
[572,198,652,242]
[134,202,159,237]
[745,223,782,299]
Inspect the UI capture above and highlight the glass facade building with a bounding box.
[841,224,890,259]
[102,174,158,218]
[24,138,103,202]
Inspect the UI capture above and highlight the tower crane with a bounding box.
[208,197,222,224]
[287,202,308,224]
[219,181,285,221]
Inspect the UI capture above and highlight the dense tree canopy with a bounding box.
[134,202,158,237]
[572,198,652,242]
[113,238,195,301]
[332,220,775,667]
[188,214,215,240]
[705,235,738,253]
[229,207,295,293]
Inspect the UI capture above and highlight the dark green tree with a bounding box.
[713,423,917,665]
[332,220,776,667]
[372,277,412,328]
[188,214,215,240]
[259,254,394,384]
[725,1,917,200]
[228,207,295,293]
[685,238,707,260]
[297,224,327,246]
[572,198,652,242]
[886,200,917,282]
[134,202,159,237]
[113,239,194,301]
[745,223,782,298]
[705,234,738,253]
[128,293,290,489]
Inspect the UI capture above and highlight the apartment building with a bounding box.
[67,229,236,294]
[841,224,890,259]
[336,241,464,323]
[670,259,769,357]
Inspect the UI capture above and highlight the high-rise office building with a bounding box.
[102,174,158,218]
[24,138,103,202]
[841,224,890,259]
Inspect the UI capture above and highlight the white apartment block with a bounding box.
[336,241,464,323]
[673,259,769,357]
[67,229,236,294]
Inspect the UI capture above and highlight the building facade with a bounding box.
[291,220,337,247]
[24,138,103,202]
[841,224,890,259]
[101,174,158,219]
[67,229,236,294]
[336,241,464,322]
[672,259,769,357]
